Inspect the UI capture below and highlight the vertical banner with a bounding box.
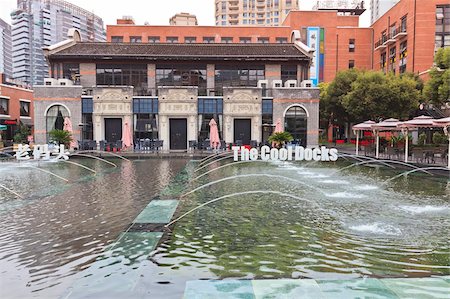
[307,27,320,86]
[319,28,325,83]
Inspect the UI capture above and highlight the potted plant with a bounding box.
[49,129,73,148]
[268,131,293,149]
[13,123,31,144]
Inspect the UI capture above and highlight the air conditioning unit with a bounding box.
[284,80,297,88]
[272,80,282,88]
[300,80,313,88]
[257,79,269,89]
[58,79,73,86]
[44,78,58,86]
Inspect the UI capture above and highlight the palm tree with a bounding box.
[268,131,293,148]
[49,129,73,148]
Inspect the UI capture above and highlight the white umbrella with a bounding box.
[371,118,403,159]
[352,120,376,155]
[398,116,438,163]
[433,117,450,169]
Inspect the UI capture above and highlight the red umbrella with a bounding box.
[63,117,76,149]
[272,118,283,147]
[122,117,133,150]
[209,118,220,150]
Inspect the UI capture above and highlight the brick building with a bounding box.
[0,74,34,145]
[106,0,449,83]
[372,0,450,78]
[35,30,320,150]
[107,8,372,84]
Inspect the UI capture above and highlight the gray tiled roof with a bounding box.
[49,42,310,61]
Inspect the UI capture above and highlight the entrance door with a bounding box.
[234,119,251,145]
[105,118,122,142]
[170,118,187,150]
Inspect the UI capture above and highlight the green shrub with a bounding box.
[432,132,446,145]
[418,132,427,146]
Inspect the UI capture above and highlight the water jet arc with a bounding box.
[197,151,233,167]
[192,160,271,181]
[76,150,130,161]
[61,160,97,174]
[25,165,69,182]
[0,184,23,199]
[183,173,325,198]
[166,190,314,228]
[384,167,450,184]
[69,153,117,167]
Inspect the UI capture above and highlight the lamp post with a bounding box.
[443,125,450,169]
[402,127,409,163]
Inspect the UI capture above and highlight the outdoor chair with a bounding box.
[424,150,436,164]
[235,140,243,147]
[99,140,106,151]
[220,140,227,150]
[189,140,198,151]
[144,138,151,151]
[250,140,258,148]
[201,140,210,150]
[154,140,163,151]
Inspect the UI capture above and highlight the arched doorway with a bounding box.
[284,105,308,147]
[46,104,70,141]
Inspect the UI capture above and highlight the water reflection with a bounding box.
[0,158,187,299]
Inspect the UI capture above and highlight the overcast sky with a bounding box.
[0,0,370,27]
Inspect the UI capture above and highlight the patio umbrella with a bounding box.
[209,118,220,150]
[272,119,283,147]
[398,116,437,163]
[63,117,76,149]
[122,118,133,150]
[371,118,402,159]
[352,120,376,155]
[433,117,450,169]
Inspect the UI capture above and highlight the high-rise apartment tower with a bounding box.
[11,0,105,86]
[215,0,299,26]
[0,18,12,79]
[371,0,399,24]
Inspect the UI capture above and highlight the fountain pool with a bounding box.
[0,157,448,298]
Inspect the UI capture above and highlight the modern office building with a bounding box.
[34,29,320,150]
[10,0,105,86]
[214,0,299,26]
[170,13,198,26]
[0,19,12,79]
[371,0,399,24]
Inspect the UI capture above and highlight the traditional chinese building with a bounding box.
[33,29,320,150]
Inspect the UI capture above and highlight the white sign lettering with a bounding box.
[233,146,338,162]
[15,144,70,161]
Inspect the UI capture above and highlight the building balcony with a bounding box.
[393,25,407,39]
[374,38,387,50]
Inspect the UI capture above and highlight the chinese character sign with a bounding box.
[307,27,321,86]
[14,144,70,161]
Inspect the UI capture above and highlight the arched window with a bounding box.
[46,105,70,139]
[285,106,308,147]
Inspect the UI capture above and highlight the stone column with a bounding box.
[147,64,156,94]
[206,64,215,95]
[265,64,281,87]
[79,63,96,87]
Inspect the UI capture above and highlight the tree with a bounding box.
[341,71,421,121]
[424,47,450,106]
[319,69,359,126]
[13,123,31,143]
